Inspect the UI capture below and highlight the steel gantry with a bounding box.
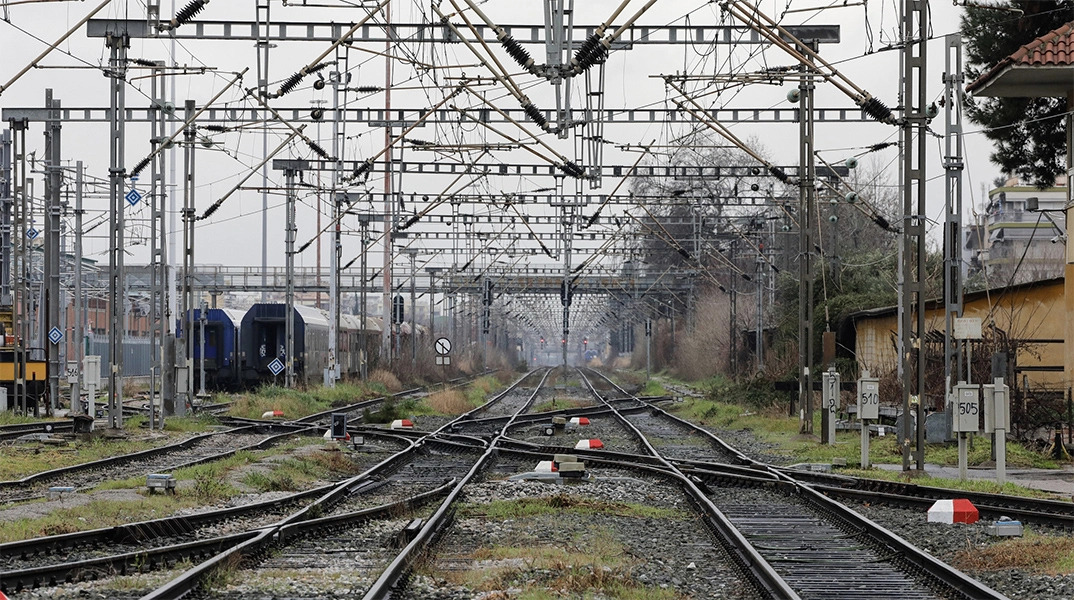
[0,1,873,416]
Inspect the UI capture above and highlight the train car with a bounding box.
[240,304,385,387]
[178,307,246,391]
[338,314,382,376]
[0,306,47,415]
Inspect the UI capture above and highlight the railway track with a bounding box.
[574,368,1009,600]
[9,369,1069,598]
[0,420,72,442]
[0,424,313,506]
[0,370,547,598]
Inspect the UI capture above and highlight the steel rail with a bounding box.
[0,424,312,491]
[768,468,1011,600]
[583,368,755,465]
[0,427,417,564]
[137,369,543,598]
[0,421,73,441]
[575,368,799,599]
[587,369,1009,599]
[773,468,1074,530]
[0,481,335,561]
[361,368,552,598]
[0,531,260,594]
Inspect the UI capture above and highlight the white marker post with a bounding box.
[857,371,879,467]
[952,381,981,480]
[984,377,1010,486]
[822,367,840,445]
[83,356,101,426]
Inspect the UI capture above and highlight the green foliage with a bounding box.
[228,382,382,420]
[0,494,198,544]
[459,495,688,520]
[190,472,235,502]
[161,414,222,432]
[961,3,1072,186]
[705,376,785,411]
[640,379,668,397]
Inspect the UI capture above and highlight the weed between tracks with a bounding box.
[0,435,180,481]
[241,446,365,492]
[426,390,474,415]
[531,397,594,413]
[954,530,1074,574]
[419,526,686,599]
[440,493,691,597]
[457,494,689,521]
[0,440,362,542]
[229,380,396,420]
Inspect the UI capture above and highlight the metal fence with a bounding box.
[86,334,154,378]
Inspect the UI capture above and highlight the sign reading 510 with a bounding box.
[857,377,880,420]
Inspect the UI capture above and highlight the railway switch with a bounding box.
[557,461,587,478]
[393,519,424,548]
[46,486,75,500]
[146,474,177,494]
[986,517,1023,537]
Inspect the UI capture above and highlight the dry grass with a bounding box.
[369,369,403,393]
[427,389,473,415]
[953,533,1074,574]
[432,531,685,599]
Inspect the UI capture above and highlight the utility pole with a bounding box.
[1,129,10,309]
[427,267,439,346]
[797,46,816,435]
[756,249,764,372]
[11,119,29,415]
[276,160,308,388]
[943,34,965,443]
[900,0,928,471]
[150,61,169,425]
[256,0,271,302]
[381,1,395,366]
[106,27,129,429]
[44,90,61,413]
[179,99,196,416]
[408,249,418,362]
[730,239,738,379]
[358,214,370,380]
[72,161,83,415]
[327,57,349,388]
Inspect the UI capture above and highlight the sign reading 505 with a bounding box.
[952,383,980,433]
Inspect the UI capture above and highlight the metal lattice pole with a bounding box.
[943,34,965,441]
[106,30,129,429]
[44,89,61,413]
[797,48,816,434]
[900,0,928,470]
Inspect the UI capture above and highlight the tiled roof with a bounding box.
[1009,21,1074,67]
[966,21,1074,93]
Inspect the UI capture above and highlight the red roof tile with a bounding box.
[967,20,1074,93]
[1008,21,1074,67]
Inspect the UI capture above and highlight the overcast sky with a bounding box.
[0,0,1001,281]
